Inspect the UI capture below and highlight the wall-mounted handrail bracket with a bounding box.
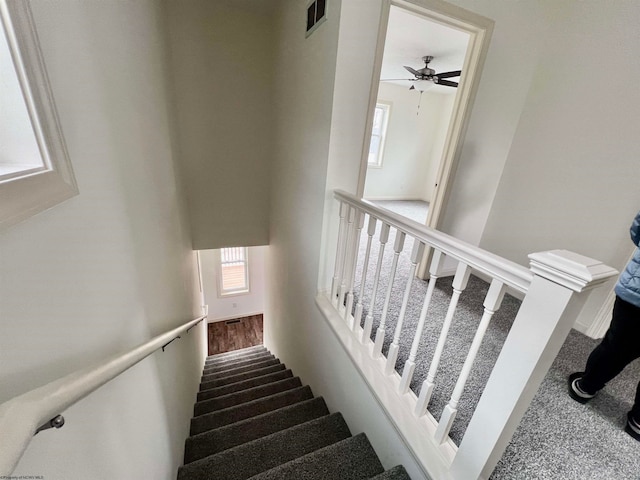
[186,318,204,334]
[161,336,181,352]
[34,415,65,436]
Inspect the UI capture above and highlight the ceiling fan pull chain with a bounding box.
[417,90,423,116]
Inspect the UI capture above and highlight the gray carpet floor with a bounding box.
[349,200,640,480]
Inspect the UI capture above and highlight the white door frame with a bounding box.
[355,0,494,278]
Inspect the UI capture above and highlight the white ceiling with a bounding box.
[380,6,470,94]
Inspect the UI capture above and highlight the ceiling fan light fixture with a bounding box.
[412,79,434,92]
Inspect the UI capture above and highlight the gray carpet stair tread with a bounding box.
[190,385,314,435]
[247,433,384,480]
[204,350,273,367]
[203,353,275,373]
[184,397,330,463]
[202,358,280,379]
[199,363,285,391]
[205,345,266,363]
[205,349,267,366]
[178,413,351,480]
[194,377,303,416]
[200,359,281,383]
[369,465,412,480]
[197,369,294,402]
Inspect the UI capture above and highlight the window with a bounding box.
[0,21,45,181]
[0,2,77,230]
[367,102,390,168]
[218,247,250,297]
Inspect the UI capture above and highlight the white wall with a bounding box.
[266,0,426,478]
[364,83,455,201]
[164,0,274,250]
[434,0,550,247]
[0,2,205,479]
[200,246,266,322]
[425,93,456,203]
[479,0,640,329]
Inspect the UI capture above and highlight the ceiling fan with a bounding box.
[383,55,461,89]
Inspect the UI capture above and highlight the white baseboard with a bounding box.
[208,311,264,324]
[572,320,590,336]
[584,289,615,339]
[364,196,429,202]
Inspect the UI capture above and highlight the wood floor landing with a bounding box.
[208,314,263,355]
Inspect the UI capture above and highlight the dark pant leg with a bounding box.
[580,296,640,394]
[633,380,640,420]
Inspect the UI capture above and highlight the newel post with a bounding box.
[450,250,617,480]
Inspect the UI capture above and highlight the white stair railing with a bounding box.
[0,314,207,476]
[318,190,617,480]
[415,262,471,417]
[385,240,425,375]
[373,230,405,358]
[330,202,348,306]
[399,250,443,394]
[361,221,390,344]
[353,215,377,330]
[434,278,506,445]
[344,210,365,330]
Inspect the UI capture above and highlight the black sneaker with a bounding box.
[568,372,597,404]
[625,412,640,441]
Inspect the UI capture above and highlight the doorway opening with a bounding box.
[198,246,267,354]
[363,5,470,228]
[358,0,494,277]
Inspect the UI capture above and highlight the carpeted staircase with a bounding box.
[177,345,411,480]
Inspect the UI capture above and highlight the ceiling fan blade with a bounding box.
[436,79,458,87]
[436,70,462,79]
[404,66,420,76]
[380,78,415,82]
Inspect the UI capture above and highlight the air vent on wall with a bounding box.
[306,0,327,37]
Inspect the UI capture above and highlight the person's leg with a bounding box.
[578,297,640,394]
[632,380,640,420]
[626,380,640,441]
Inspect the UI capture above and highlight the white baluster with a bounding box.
[331,202,348,307]
[433,279,507,445]
[344,210,366,329]
[353,216,377,330]
[373,230,405,358]
[385,240,425,375]
[361,222,391,344]
[338,206,356,310]
[398,250,445,394]
[451,250,617,479]
[415,262,471,416]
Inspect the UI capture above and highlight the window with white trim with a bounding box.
[0,3,78,230]
[367,102,390,168]
[218,247,250,297]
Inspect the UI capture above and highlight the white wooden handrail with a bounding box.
[0,315,206,475]
[334,190,533,294]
